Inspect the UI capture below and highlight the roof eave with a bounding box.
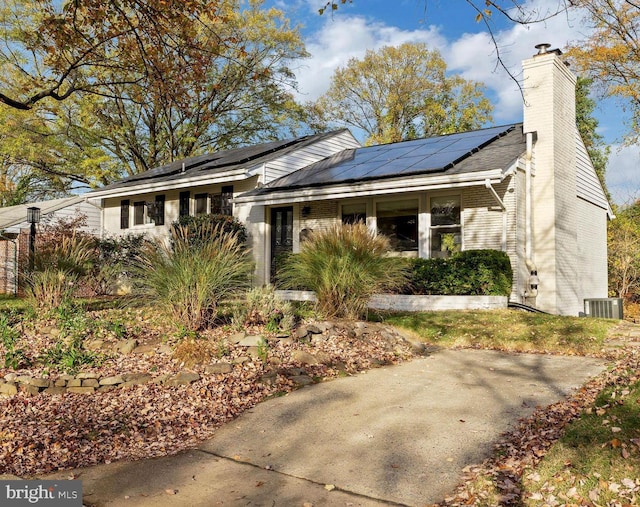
[87,168,251,200]
[234,168,505,206]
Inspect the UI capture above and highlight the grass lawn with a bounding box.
[373,308,616,356]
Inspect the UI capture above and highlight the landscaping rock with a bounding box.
[54,379,67,387]
[234,356,250,364]
[150,374,172,385]
[290,374,314,386]
[306,324,323,334]
[165,372,200,386]
[43,387,67,395]
[132,345,156,355]
[238,335,264,347]
[291,350,319,365]
[99,375,124,386]
[295,326,309,340]
[115,339,138,355]
[30,378,50,388]
[67,379,82,387]
[21,384,40,396]
[246,346,260,358]
[0,382,17,395]
[205,363,233,375]
[77,373,99,380]
[4,373,17,382]
[229,331,246,344]
[121,373,153,384]
[82,379,100,388]
[67,387,95,394]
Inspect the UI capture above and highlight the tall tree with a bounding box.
[567,1,640,143]
[575,76,610,196]
[0,0,236,110]
[312,43,493,145]
[0,0,309,189]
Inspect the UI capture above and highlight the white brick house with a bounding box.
[235,46,612,315]
[89,46,612,315]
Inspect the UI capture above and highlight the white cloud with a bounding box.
[607,145,640,206]
[295,0,589,123]
[293,15,446,102]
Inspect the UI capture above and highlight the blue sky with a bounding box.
[269,0,639,205]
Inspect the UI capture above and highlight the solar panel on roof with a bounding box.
[258,124,518,191]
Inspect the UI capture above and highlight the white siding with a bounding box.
[576,132,609,211]
[576,198,608,301]
[262,131,360,183]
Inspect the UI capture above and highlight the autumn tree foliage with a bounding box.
[575,76,610,197]
[567,1,640,143]
[312,43,493,145]
[608,203,640,299]
[0,0,309,196]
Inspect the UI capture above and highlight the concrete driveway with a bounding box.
[43,348,607,507]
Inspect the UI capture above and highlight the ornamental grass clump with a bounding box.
[24,233,98,312]
[135,222,253,331]
[279,223,408,320]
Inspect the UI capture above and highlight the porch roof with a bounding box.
[238,124,525,204]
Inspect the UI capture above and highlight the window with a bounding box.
[342,202,366,225]
[211,185,233,216]
[148,195,165,226]
[120,200,130,229]
[194,193,208,215]
[133,201,146,225]
[430,195,461,258]
[377,199,418,251]
[179,191,190,217]
[132,196,165,226]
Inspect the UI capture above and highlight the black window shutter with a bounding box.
[179,191,190,217]
[154,195,165,226]
[120,200,130,229]
[221,185,233,216]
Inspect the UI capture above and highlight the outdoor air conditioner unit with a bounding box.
[584,298,624,320]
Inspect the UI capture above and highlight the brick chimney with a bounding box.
[522,44,580,315]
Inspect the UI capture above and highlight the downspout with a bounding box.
[484,179,507,251]
[524,131,538,299]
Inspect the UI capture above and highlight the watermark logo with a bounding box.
[0,480,82,506]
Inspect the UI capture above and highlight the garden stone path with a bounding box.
[41,348,607,507]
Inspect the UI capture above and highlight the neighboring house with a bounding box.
[90,45,612,316]
[0,196,101,294]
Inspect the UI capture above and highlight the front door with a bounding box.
[270,206,293,283]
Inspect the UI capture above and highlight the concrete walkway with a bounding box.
[43,349,607,507]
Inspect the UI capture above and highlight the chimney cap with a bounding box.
[534,43,562,56]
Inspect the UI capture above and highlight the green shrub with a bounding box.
[171,214,247,247]
[89,234,146,295]
[407,249,513,295]
[279,223,408,319]
[135,223,253,331]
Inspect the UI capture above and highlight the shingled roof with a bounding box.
[92,129,352,194]
[244,124,525,196]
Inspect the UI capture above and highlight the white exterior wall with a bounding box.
[576,198,608,302]
[263,131,360,182]
[523,50,580,315]
[102,177,260,240]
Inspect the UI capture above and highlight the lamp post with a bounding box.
[26,207,40,271]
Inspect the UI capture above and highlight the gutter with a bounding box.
[234,169,505,206]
